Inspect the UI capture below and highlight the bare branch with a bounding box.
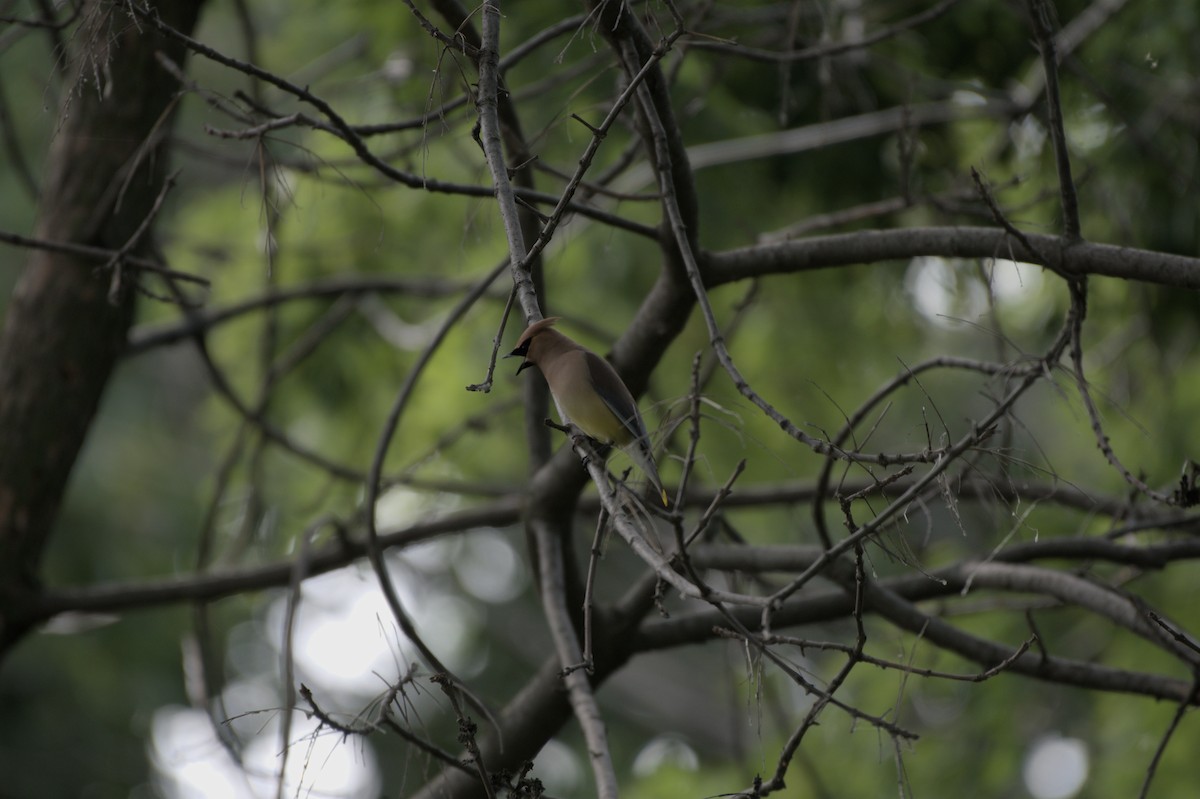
[1027,0,1082,240]
[685,0,962,64]
[707,226,1200,291]
[0,228,209,287]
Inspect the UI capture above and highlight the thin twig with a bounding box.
[360,258,508,713]
[1027,0,1081,241]
[577,507,610,674]
[1138,675,1200,799]
[687,0,962,64]
[432,675,497,799]
[755,632,1036,682]
[466,286,517,393]
[0,228,209,286]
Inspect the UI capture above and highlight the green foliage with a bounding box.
[4,0,1200,797]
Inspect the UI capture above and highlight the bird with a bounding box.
[507,317,669,506]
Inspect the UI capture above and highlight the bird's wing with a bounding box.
[583,351,649,444]
[583,351,668,505]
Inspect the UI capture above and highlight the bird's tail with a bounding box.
[628,439,669,507]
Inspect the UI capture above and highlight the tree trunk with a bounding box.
[0,0,206,654]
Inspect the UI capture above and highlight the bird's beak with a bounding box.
[503,349,532,375]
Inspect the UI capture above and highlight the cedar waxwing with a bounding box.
[508,317,669,506]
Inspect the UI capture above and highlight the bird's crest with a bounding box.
[515,316,561,348]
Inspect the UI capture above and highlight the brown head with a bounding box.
[507,317,580,375]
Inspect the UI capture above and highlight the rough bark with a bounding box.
[0,0,206,653]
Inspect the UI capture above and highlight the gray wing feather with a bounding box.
[583,351,649,443]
